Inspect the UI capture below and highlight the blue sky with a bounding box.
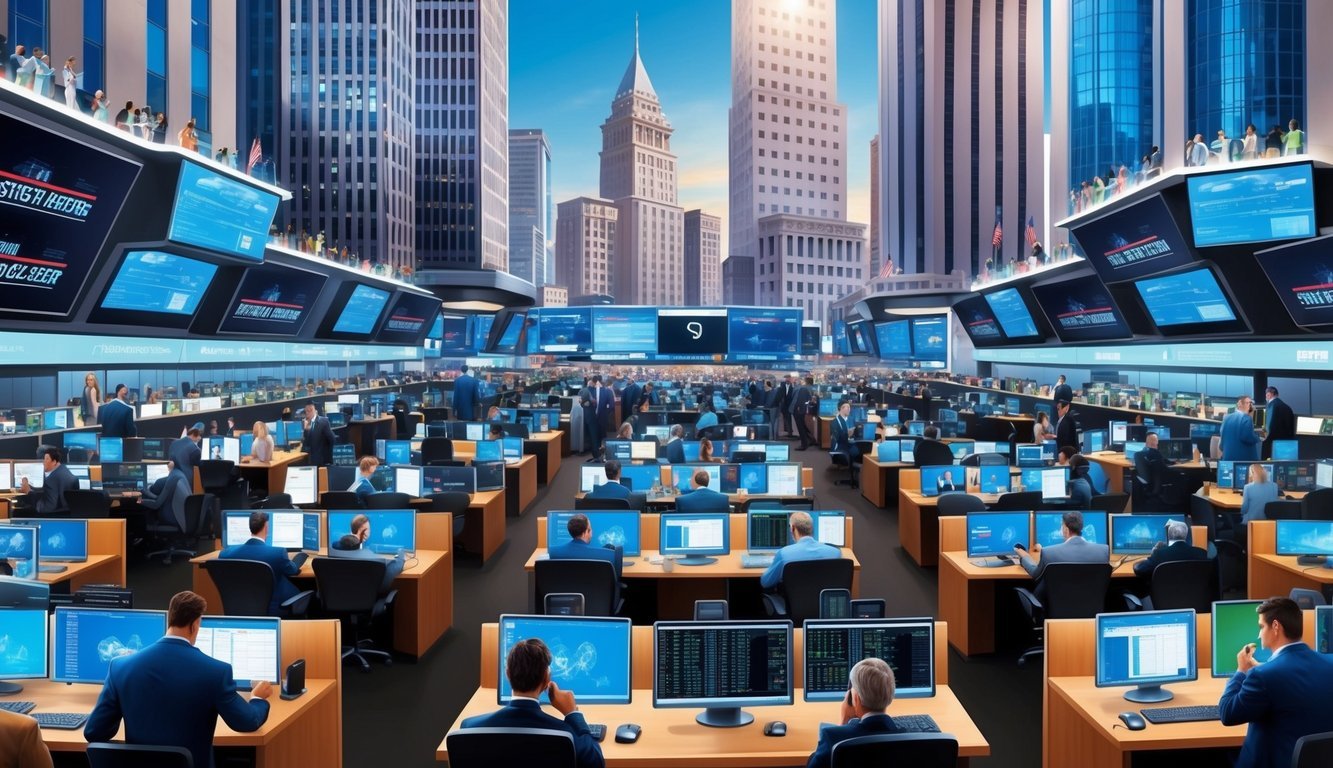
[510,0,879,255]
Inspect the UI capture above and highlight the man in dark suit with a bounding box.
[218,511,304,616]
[620,376,641,420]
[778,375,795,437]
[578,375,615,460]
[1015,510,1109,600]
[1132,518,1207,589]
[453,364,479,421]
[548,513,622,585]
[829,401,860,457]
[806,658,903,768]
[586,460,647,509]
[1220,596,1333,768]
[461,638,605,768]
[1052,374,1074,404]
[169,426,203,476]
[1221,395,1261,461]
[329,514,406,595]
[18,447,77,517]
[98,383,137,438]
[673,470,731,515]
[301,403,335,466]
[85,591,271,768]
[1262,386,1296,459]
[1134,432,1172,507]
[1054,399,1079,452]
[791,376,815,450]
[664,425,686,465]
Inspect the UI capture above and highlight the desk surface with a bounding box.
[192,547,447,579]
[939,550,1142,580]
[1048,675,1242,751]
[524,548,860,577]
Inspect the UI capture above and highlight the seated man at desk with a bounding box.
[1014,510,1108,599]
[548,513,622,580]
[350,456,379,506]
[16,447,76,516]
[330,513,406,594]
[807,658,901,768]
[760,511,841,589]
[1131,517,1206,583]
[673,470,731,515]
[1220,596,1333,768]
[1133,432,1171,506]
[1066,455,1094,507]
[218,511,304,615]
[585,460,646,509]
[461,638,605,768]
[830,401,863,460]
[664,424,686,464]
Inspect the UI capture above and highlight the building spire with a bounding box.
[616,14,657,100]
[635,13,640,54]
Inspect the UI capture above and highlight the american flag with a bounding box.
[991,215,1003,248]
[876,258,896,280]
[1025,215,1037,248]
[246,138,262,175]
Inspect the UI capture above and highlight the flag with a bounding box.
[246,138,262,175]
[876,257,895,280]
[991,215,1003,248]
[1025,215,1037,248]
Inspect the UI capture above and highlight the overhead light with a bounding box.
[441,300,505,312]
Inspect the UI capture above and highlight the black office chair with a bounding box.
[64,489,111,518]
[261,493,294,509]
[830,732,959,768]
[1015,562,1113,666]
[574,497,632,510]
[145,493,213,564]
[829,450,858,488]
[66,446,91,464]
[534,559,622,616]
[732,450,765,463]
[1290,587,1327,610]
[1302,488,1333,521]
[425,491,470,537]
[936,493,986,517]
[1192,492,1232,543]
[1293,731,1333,768]
[762,558,855,625]
[1088,493,1129,515]
[1124,559,1216,613]
[1265,499,1303,520]
[961,452,1008,467]
[365,492,414,509]
[1214,538,1248,600]
[445,728,576,768]
[990,491,1044,511]
[198,460,237,495]
[87,743,194,768]
[321,491,362,510]
[421,437,454,465]
[912,440,956,467]
[312,557,397,671]
[202,558,314,618]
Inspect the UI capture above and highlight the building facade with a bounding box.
[755,213,865,331]
[508,128,551,286]
[555,196,617,299]
[539,284,568,307]
[722,255,755,306]
[869,134,881,278]
[683,209,722,306]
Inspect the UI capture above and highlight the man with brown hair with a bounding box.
[85,590,271,768]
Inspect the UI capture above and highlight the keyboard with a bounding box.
[1139,705,1220,725]
[891,714,941,733]
[589,723,607,742]
[32,712,88,730]
[0,701,35,715]
[740,553,775,569]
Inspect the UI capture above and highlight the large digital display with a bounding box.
[439,315,472,353]
[846,321,872,354]
[1256,235,1333,328]
[728,307,801,361]
[874,320,911,359]
[489,310,528,354]
[217,265,326,335]
[1187,164,1316,248]
[99,250,216,316]
[0,110,142,317]
[1134,267,1239,329]
[910,315,949,367]
[591,306,657,354]
[952,295,1004,345]
[168,161,279,262]
[472,314,495,352]
[984,287,1041,340]
[331,284,390,335]
[376,292,441,344]
[656,308,728,360]
[1031,275,1132,342]
[832,320,850,355]
[1071,195,1194,283]
[536,307,594,353]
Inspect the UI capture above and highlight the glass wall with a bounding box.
[7,0,48,53]
[190,0,211,133]
[81,0,104,95]
[146,0,168,116]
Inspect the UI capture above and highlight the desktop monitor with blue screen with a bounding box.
[672,464,722,494]
[1096,609,1197,702]
[1123,442,1146,463]
[1220,461,1273,490]
[369,465,396,492]
[1016,445,1044,467]
[681,442,702,463]
[803,618,935,701]
[763,443,790,462]
[1271,440,1299,461]
[423,465,476,494]
[1109,421,1128,448]
[222,510,319,551]
[474,440,502,463]
[1212,600,1272,676]
[1274,520,1333,564]
[818,399,840,418]
[239,433,255,456]
[766,463,802,496]
[1035,511,1108,547]
[979,466,1011,494]
[965,512,1029,563]
[907,421,925,436]
[1018,467,1046,492]
[948,442,972,460]
[1005,397,1022,415]
[501,436,524,460]
[746,510,791,552]
[0,525,37,580]
[660,513,730,565]
[876,441,901,463]
[938,408,958,422]
[731,463,769,495]
[499,615,632,705]
[604,440,634,462]
[548,511,642,557]
[54,606,167,683]
[1318,606,1333,654]
[63,431,98,456]
[327,510,416,555]
[1110,514,1189,555]
[920,466,963,497]
[1273,461,1319,493]
[9,518,87,563]
[654,620,792,727]
[197,616,281,688]
[474,461,505,492]
[618,464,662,494]
[579,464,609,493]
[375,440,411,466]
[99,437,124,463]
[859,423,878,441]
[1041,441,1057,463]
[644,425,671,443]
[1084,429,1108,453]
[899,440,916,464]
[0,608,48,693]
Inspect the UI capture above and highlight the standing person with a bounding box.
[1054,400,1079,452]
[15,47,35,89]
[90,90,108,122]
[1241,124,1258,160]
[1091,175,1105,205]
[1190,133,1210,167]
[1261,386,1295,459]
[6,44,24,83]
[777,374,795,437]
[152,112,168,144]
[792,376,815,450]
[1221,395,1261,461]
[137,106,152,139]
[113,100,133,131]
[98,383,137,438]
[179,118,198,152]
[80,371,102,426]
[452,364,478,421]
[1283,119,1305,156]
[30,50,52,97]
[1212,129,1230,161]
[61,56,77,111]
[301,402,335,466]
[1264,125,1284,158]
[1052,374,1073,404]
[84,591,272,768]
[1032,411,1054,444]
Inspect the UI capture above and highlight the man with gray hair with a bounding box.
[760,511,841,589]
[1132,517,1207,588]
[806,658,901,768]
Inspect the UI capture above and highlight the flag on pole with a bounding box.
[246,138,262,175]
[876,257,895,280]
[1025,215,1037,248]
[991,215,1003,248]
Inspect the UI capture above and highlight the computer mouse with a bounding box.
[614,723,642,743]
[763,721,787,737]
[1118,712,1147,731]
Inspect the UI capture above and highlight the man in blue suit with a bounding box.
[218,511,303,616]
[673,469,731,515]
[169,426,203,476]
[1221,395,1261,461]
[620,377,641,419]
[761,511,841,589]
[664,425,686,465]
[461,638,605,768]
[85,590,271,768]
[548,513,622,582]
[1220,596,1333,768]
[586,461,647,509]
[806,658,903,768]
[97,383,137,438]
[453,364,479,421]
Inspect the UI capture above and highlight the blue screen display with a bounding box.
[874,320,911,358]
[377,293,441,344]
[218,266,326,336]
[101,251,216,316]
[1272,440,1299,461]
[847,322,872,354]
[0,608,47,679]
[1096,610,1196,689]
[382,440,411,466]
[169,161,278,261]
[327,510,416,555]
[498,615,632,704]
[474,440,502,463]
[832,320,850,355]
[472,314,495,352]
[64,431,98,453]
[660,513,730,556]
[1255,236,1333,328]
[670,463,722,493]
[910,316,948,367]
[492,312,528,353]
[618,464,661,493]
[332,285,391,335]
[1187,164,1315,247]
[1135,268,1237,327]
[953,295,1004,343]
[1031,275,1132,343]
[0,525,37,567]
[98,437,123,463]
[536,308,594,354]
[54,607,167,683]
[11,518,87,561]
[920,466,963,497]
[735,463,768,494]
[1035,511,1108,546]
[1275,520,1333,556]
[876,441,901,462]
[966,512,1030,557]
[592,307,658,354]
[979,466,1011,494]
[728,307,801,361]
[548,511,641,556]
[1071,194,1195,283]
[984,288,1040,339]
[439,316,471,353]
[1110,514,1188,555]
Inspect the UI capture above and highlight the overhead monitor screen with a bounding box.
[1134,267,1238,329]
[1071,194,1195,283]
[953,295,1004,345]
[0,110,142,317]
[1031,274,1132,342]
[168,160,279,261]
[331,284,390,335]
[1187,164,1316,248]
[656,308,727,360]
[438,315,472,354]
[728,307,801,362]
[98,250,217,316]
[874,320,911,359]
[1255,235,1333,328]
[800,323,821,355]
[846,321,871,355]
[832,320,850,355]
[984,288,1041,340]
[536,307,594,354]
[376,292,441,344]
[217,265,326,335]
[910,315,948,368]
[489,310,528,354]
[472,314,495,352]
[591,306,657,354]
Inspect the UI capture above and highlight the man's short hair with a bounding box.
[693,469,711,487]
[1164,519,1189,542]
[41,447,61,463]
[358,455,378,473]
[167,590,207,628]
[506,638,552,693]
[923,425,939,439]
[670,424,684,438]
[603,459,621,480]
[336,533,361,551]
[1056,399,1070,410]
[1258,597,1303,640]
[1266,386,1279,397]
[249,511,269,535]
[1057,446,1078,463]
[114,383,127,396]
[789,511,814,537]
[350,514,369,536]
[1067,454,1089,477]
[849,657,895,712]
[1062,510,1085,536]
[567,513,590,539]
[1146,432,1159,446]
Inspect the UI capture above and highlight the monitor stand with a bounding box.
[969,555,1014,568]
[678,556,718,566]
[696,707,754,728]
[1123,684,1174,704]
[1296,555,1328,567]
[38,564,68,574]
[0,681,23,695]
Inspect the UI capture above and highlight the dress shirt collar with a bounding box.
[1269,641,1303,660]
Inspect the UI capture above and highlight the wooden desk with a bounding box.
[898,469,939,567]
[462,490,507,561]
[235,450,308,494]
[860,456,909,508]
[33,519,127,589]
[33,618,344,768]
[347,415,395,456]
[524,430,564,484]
[445,444,538,518]
[1247,519,1333,598]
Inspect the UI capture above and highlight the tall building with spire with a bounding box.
[598,22,684,305]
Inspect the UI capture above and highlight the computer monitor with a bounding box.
[1016,445,1044,467]
[746,510,791,553]
[0,576,49,610]
[205,436,240,464]
[766,463,802,496]
[920,466,963,497]
[1109,421,1128,448]
[978,465,1011,494]
[239,433,255,457]
[899,440,916,464]
[145,463,170,487]
[197,616,281,688]
[1125,424,1148,443]
[629,440,658,461]
[616,464,661,495]
[464,422,486,441]
[98,437,124,463]
[659,513,729,566]
[603,440,633,462]
[63,431,99,456]
[803,618,935,701]
[875,440,901,463]
[498,615,632,704]
[474,461,505,492]
[53,606,168,683]
[653,620,793,727]
[548,511,642,556]
[681,441,702,463]
[1110,514,1189,556]
[9,518,87,563]
[1084,429,1108,453]
[1123,441,1146,463]
[907,421,926,436]
[422,465,476,494]
[1272,461,1318,493]
[1274,520,1333,563]
[0,525,37,580]
[393,465,423,497]
[0,462,10,492]
[284,466,318,505]
[223,510,319,551]
[762,442,790,462]
[812,511,847,547]
[732,463,769,495]
[965,512,1030,560]
[1034,510,1108,547]
[327,510,416,555]
[671,463,723,494]
[1039,467,1071,501]
[644,425,671,443]
[1270,440,1299,461]
[0,608,48,693]
[1212,600,1272,676]
[1317,605,1333,654]
[1095,609,1197,702]
[1319,460,1333,490]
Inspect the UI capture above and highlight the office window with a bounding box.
[146,0,168,114]
[80,0,105,94]
[8,0,48,52]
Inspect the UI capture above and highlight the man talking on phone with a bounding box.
[806,658,901,768]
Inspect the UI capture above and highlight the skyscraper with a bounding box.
[598,25,683,305]
[722,255,756,306]
[869,134,881,278]
[755,213,865,330]
[508,128,552,286]
[555,196,617,299]
[683,210,722,306]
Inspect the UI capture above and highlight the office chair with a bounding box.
[534,559,622,617]
[1214,539,1248,600]
[425,491,471,536]
[1302,488,1333,521]
[65,446,91,464]
[912,440,956,467]
[365,492,414,509]
[990,491,1043,511]
[1085,461,1110,494]
[87,743,194,768]
[936,493,986,517]
[421,437,454,465]
[445,728,576,768]
[829,450,858,488]
[574,497,632,510]
[145,493,213,565]
[1293,731,1333,768]
[1264,499,1303,521]
[197,460,238,496]
[1088,493,1130,515]
[261,493,293,509]
[64,489,111,518]
[830,732,959,768]
[762,558,855,625]
[960,452,1007,467]
[320,491,363,510]
[1015,562,1113,667]
[202,559,314,618]
[1123,559,1215,613]
[1290,588,1327,610]
[312,557,397,671]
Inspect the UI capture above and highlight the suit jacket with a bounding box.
[1019,535,1109,583]
[0,708,52,768]
[547,537,622,582]
[593,386,615,422]
[218,538,301,615]
[1053,383,1074,403]
[453,374,478,421]
[169,436,202,474]
[806,713,902,768]
[587,480,632,501]
[302,415,335,466]
[1262,397,1296,457]
[620,383,641,415]
[30,464,77,516]
[327,547,405,595]
[1054,412,1079,451]
[791,386,813,415]
[672,487,731,515]
[1220,642,1333,768]
[85,637,269,768]
[1221,410,1261,461]
[460,699,605,768]
[665,438,686,465]
[1133,539,1208,579]
[829,415,857,455]
[761,536,842,589]
[98,398,137,438]
[777,383,793,410]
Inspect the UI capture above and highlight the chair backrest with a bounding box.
[445,728,575,768]
[321,491,363,510]
[312,557,388,613]
[1088,493,1130,515]
[990,491,1043,511]
[779,558,855,624]
[421,437,454,464]
[182,493,216,537]
[1265,499,1303,521]
[1301,488,1333,521]
[1293,731,1333,768]
[1085,461,1110,494]
[1041,562,1113,619]
[534,559,619,616]
[1149,559,1216,613]
[202,559,276,615]
[261,493,293,509]
[575,496,632,510]
[936,493,987,517]
[830,732,959,768]
[913,440,956,467]
[365,492,413,510]
[65,489,111,518]
[87,742,194,768]
[1290,588,1327,610]
[1214,538,1248,599]
[197,460,236,488]
[425,491,472,514]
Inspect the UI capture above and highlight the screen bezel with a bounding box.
[1109,513,1188,555]
[1031,274,1134,343]
[801,618,936,701]
[547,510,643,557]
[1274,520,1333,557]
[652,620,794,709]
[1094,609,1198,690]
[964,511,1031,558]
[497,614,633,705]
[981,285,1046,343]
